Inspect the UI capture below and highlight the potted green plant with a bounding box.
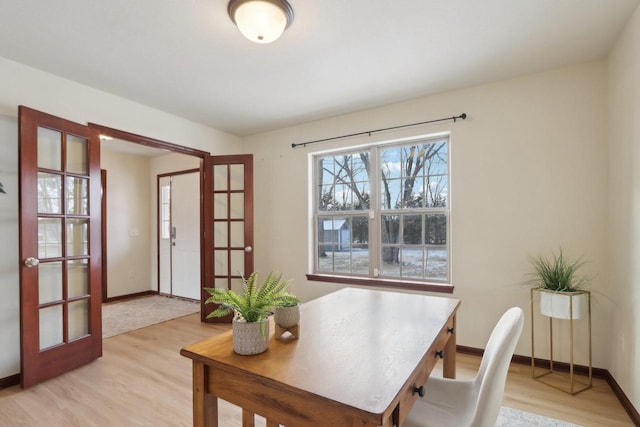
[274,294,300,329]
[527,248,590,319]
[204,271,295,355]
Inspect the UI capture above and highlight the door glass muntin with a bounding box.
[36,126,91,351]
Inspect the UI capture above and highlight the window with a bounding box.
[160,184,171,239]
[311,135,450,289]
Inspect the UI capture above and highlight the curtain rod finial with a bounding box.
[460,113,467,120]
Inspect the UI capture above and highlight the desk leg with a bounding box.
[242,411,280,427]
[443,315,457,379]
[242,409,255,427]
[193,361,218,427]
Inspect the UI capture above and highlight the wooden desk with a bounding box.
[181,288,460,427]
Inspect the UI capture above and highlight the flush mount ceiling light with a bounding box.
[228,0,294,44]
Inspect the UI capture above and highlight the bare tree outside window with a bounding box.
[380,142,447,265]
[314,137,449,283]
[316,152,370,274]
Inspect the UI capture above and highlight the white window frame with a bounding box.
[309,133,451,290]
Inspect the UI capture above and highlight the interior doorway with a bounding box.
[96,125,207,303]
[158,170,201,300]
[94,124,255,324]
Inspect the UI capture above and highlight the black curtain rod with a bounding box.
[291,113,467,149]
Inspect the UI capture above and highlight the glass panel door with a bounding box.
[203,155,253,322]
[19,106,102,388]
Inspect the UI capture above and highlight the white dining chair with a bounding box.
[403,307,524,427]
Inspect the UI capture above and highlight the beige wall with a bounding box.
[102,150,153,298]
[245,62,610,368]
[0,115,19,378]
[0,56,241,152]
[607,5,640,409]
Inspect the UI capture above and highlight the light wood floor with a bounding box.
[0,313,634,426]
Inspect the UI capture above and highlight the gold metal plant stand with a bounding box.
[530,288,592,395]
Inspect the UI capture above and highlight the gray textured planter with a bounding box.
[232,317,270,355]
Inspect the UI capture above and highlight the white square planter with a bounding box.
[539,290,587,320]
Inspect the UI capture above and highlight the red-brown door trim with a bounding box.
[101,169,108,303]
[88,123,209,158]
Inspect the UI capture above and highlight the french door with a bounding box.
[202,154,254,322]
[18,107,253,386]
[18,106,102,388]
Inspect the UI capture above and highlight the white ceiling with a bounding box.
[0,0,637,136]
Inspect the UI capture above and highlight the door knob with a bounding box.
[24,257,40,268]
[244,246,252,253]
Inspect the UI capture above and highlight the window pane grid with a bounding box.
[313,136,449,284]
[160,184,171,239]
[316,152,370,212]
[316,215,369,275]
[379,212,448,281]
[37,173,63,214]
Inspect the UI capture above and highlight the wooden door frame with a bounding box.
[90,124,210,304]
[101,169,108,303]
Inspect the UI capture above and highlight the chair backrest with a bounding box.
[470,307,524,427]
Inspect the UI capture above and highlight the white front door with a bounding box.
[158,172,201,300]
[171,172,200,300]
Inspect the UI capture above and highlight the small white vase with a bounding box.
[274,305,300,328]
[232,317,270,355]
[540,290,587,320]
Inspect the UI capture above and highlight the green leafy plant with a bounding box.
[279,293,299,307]
[204,271,296,322]
[527,248,589,292]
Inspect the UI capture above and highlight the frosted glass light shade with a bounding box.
[228,0,294,44]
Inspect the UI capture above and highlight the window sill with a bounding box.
[306,274,454,294]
